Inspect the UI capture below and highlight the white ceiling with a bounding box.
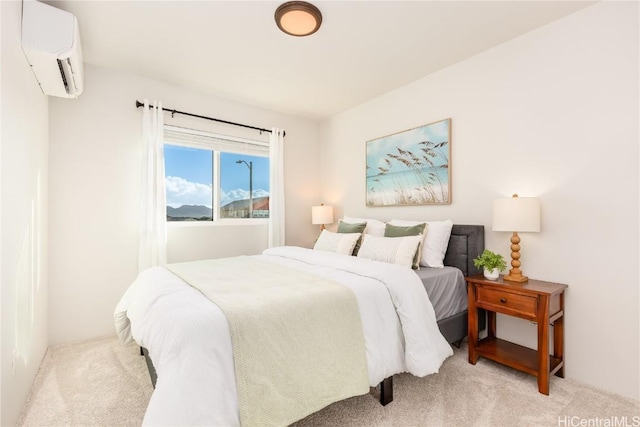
[48,0,596,119]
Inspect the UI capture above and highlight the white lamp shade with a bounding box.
[311,205,334,225]
[492,197,540,232]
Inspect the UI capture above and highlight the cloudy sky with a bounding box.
[164,146,269,208]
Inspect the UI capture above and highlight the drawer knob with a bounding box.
[500,298,507,303]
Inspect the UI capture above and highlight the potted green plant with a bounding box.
[473,249,507,280]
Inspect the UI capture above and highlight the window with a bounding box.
[163,126,270,222]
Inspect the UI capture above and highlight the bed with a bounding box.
[438,224,485,344]
[115,224,484,426]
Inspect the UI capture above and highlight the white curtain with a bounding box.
[138,100,167,272]
[268,128,285,247]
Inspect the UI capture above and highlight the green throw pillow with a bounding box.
[384,223,427,269]
[337,220,367,255]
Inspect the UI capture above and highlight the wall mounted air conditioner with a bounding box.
[21,0,84,98]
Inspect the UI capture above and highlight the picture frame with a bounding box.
[366,118,451,206]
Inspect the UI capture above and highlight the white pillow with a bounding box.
[313,230,361,255]
[342,216,386,237]
[356,234,423,269]
[388,219,454,268]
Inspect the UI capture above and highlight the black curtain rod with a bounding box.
[135,100,282,136]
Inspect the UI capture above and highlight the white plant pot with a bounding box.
[483,268,500,280]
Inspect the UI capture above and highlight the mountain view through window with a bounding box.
[164,145,270,221]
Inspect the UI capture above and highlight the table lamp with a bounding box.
[492,194,540,282]
[311,203,333,231]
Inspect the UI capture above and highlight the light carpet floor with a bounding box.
[17,336,639,426]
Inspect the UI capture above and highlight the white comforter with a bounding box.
[115,246,453,426]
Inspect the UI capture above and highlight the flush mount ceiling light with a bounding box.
[275,1,322,37]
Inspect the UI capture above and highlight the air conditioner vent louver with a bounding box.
[56,59,69,92]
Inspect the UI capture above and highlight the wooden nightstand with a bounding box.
[466,275,568,395]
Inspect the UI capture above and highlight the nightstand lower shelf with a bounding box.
[476,337,564,378]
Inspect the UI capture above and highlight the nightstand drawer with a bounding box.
[476,287,537,318]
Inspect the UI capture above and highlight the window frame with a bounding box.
[164,125,270,226]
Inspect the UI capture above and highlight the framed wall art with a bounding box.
[366,118,451,206]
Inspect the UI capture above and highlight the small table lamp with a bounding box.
[311,203,334,231]
[492,194,540,282]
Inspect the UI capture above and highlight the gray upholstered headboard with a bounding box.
[443,225,485,277]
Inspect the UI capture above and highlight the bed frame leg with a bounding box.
[140,346,158,389]
[379,376,393,406]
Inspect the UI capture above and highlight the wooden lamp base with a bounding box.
[503,231,529,283]
[503,273,529,282]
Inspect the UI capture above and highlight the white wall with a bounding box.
[320,2,639,400]
[1,1,50,425]
[48,63,321,345]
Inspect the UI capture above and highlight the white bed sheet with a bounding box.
[115,246,453,426]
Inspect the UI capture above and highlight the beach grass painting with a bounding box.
[366,118,451,206]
